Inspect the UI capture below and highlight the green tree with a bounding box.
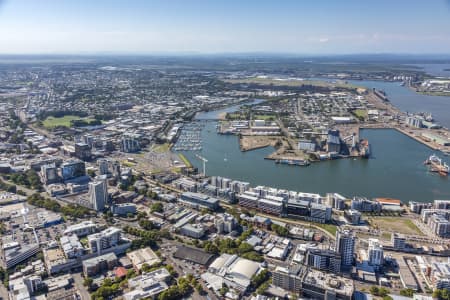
[151,202,164,213]
[251,269,269,288]
[400,288,414,297]
[83,277,93,288]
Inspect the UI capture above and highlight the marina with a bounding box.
[172,123,204,151]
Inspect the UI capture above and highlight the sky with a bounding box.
[0,0,450,55]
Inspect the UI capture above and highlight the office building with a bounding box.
[428,214,450,238]
[214,213,237,234]
[121,135,140,153]
[87,227,121,254]
[82,253,118,276]
[392,233,406,251]
[431,262,450,290]
[180,224,205,239]
[306,249,342,274]
[286,199,310,217]
[434,200,450,210]
[272,266,305,294]
[179,192,219,210]
[344,209,361,225]
[258,197,284,216]
[97,158,109,176]
[302,269,354,300]
[310,203,332,223]
[89,178,108,211]
[351,197,381,213]
[124,268,171,300]
[237,192,259,209]
[61,159,86,181]
[335,229,355,270]
[40,163,60,185]
[74,142,91,161]
[60,235,84,259]
[63,221,98,237]
[409,201,432,214]
[368,239,384,269]
[111,203,137,216]
[327,193,346,210]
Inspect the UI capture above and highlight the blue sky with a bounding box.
[0,0,449,54]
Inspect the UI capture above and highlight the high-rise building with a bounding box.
[335,229,355,270]
[97,158,109,176]
[214,213,237,234]
[40,163,60,185]
[368,238,384,269]
[121,135,140,153]
[306,249,342,274]
[391,233,406,251]
[89,178,108,211]
[74,142,91,161]
[272,266,305,294]
[87,227,121,254]
[61,159,86,181]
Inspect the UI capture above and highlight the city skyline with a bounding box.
[1,0,450,55]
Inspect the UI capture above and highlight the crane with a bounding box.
[195,154,208,176]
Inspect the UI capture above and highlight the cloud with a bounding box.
[319,38,329,43]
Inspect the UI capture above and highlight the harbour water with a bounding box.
[346,79,450,128]
[182,123,450,202]
[180,80,450,203]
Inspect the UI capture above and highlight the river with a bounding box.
[179,80,450,203]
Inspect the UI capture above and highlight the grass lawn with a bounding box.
[226,112,246,120]
[178,153,192,168]
[352,109,368,120]
[42,115,94,128]
[315,223,338,236]
[153,143,170,153]
[381,232,392,240]
[121,160,136,167]
[369,217,423,236]
[254,114,276,121]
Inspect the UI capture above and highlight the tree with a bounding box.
[83,277,93,288]
[251,269,269,288]
[141,263,152,273]
[151,202,164,213]
[400,288,414,297]
[238,242,254,254]
[271,223,289,237]
[0,267,8,284]
[370,286,390,297]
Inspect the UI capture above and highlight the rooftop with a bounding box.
[173,245,215,266]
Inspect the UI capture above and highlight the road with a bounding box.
[72,273,90,300]
[0,283,8,300]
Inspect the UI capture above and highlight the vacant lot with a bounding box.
[369,217,423,236]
